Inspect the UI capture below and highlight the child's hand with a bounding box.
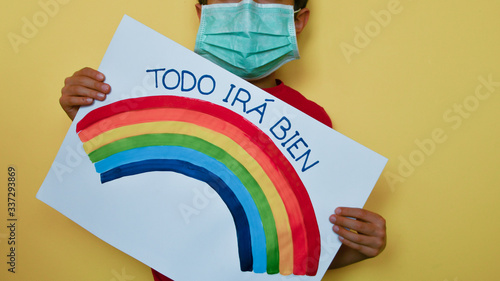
[329,207,386,258]
[60,67,111,120]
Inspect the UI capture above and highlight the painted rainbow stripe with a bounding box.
[76,96,321,276]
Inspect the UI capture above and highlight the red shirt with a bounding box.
[151,80,332,281]
[265,80,332,128]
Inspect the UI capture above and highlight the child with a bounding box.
[59,1,386,280]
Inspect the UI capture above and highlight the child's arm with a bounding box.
[60,67,110,120]
[328,207,387,269]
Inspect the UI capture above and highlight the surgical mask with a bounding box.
[194,0,300,81]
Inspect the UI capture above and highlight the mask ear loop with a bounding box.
[293,8,301,20]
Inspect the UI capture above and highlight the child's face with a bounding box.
[206,0,294,6]
[195,0,304,81]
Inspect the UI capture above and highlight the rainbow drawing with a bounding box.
[76,95,321,276]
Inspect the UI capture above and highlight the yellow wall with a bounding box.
[1,0,499,280]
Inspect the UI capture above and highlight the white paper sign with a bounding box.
[37,15,387,281]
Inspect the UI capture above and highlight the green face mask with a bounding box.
[194,0,300,81]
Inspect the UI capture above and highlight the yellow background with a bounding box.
[1,0,499,280]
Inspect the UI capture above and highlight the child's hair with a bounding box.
[197,0,308,11]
